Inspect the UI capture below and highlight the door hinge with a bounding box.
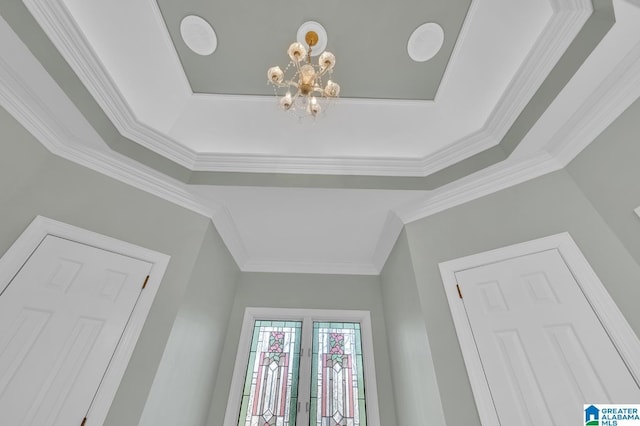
[142,275,150,289]
[456,284,463,299]
[81,417,87,426]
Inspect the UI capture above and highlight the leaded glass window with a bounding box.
[238,320,302,426]
[311,322,366,426]
[232,311,376,426]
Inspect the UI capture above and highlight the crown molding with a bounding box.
[0,29,622,276]
[0,40,249,272]
[0,58,208,218]
[22,0,200,167]
[4,0,637,276]
[23,0,589,177]
[550,41,640,166]
[190,128,493,177]
[394,152,564,224]
[480,0,591,140]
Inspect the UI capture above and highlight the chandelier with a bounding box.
[267,27,340,118]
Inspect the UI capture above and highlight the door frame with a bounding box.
[0,215,170,426]
[438,232,640,425]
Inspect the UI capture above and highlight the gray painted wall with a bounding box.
[208,272,398,426]
[3,87,640,426]
[568,96,640,266]
[380,230,445,426]
[139,223,239,426]
[0,106,238,426]
[403,169,640,425]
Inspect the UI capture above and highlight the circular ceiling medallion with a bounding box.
[407,22,444,62]
[297,21,327,56]
[180,15,217,56]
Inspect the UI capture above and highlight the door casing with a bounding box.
[438,232,640,425]
[0,216,170,426]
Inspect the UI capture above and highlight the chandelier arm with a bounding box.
[317,68,331,78]
[268,35,337,118]
[276,80,299,89]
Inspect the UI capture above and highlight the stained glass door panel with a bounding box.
[239,320,303,426]
[311,322,366,426]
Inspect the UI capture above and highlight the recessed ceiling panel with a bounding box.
[156,0,472,100]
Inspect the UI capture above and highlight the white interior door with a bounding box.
[456,248,640,425]
[0,235,152,426]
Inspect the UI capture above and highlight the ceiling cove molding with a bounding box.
[0,54,209,218]
[190,128,497,177]
[24,0,589,177]
[22,0,200,168]
[480,0,592,139]
[550,40,640,167]
[0,48,250,272]
[190,129,495,177]
[393,152,564,224]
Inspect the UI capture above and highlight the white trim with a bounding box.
[224,308,381,426]
[394,151,563,224]
[635,206,640,218]
[0,26,247,274]
[22,0,589,177]
[0,0,635,274]
[0,40,558,275]
[0,216,170,426]
[477,0,591,143]
[437,232,640,426]
[550,40,640,167]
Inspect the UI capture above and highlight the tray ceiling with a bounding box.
[3,0,640,275]
[19,0,595,177]
[156,0,471,100]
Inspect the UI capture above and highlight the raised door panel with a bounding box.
[0,235,151,426]
[456,249,640,425]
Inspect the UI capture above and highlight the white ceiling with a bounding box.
[2,0,640,274]
[189,186,429,274]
